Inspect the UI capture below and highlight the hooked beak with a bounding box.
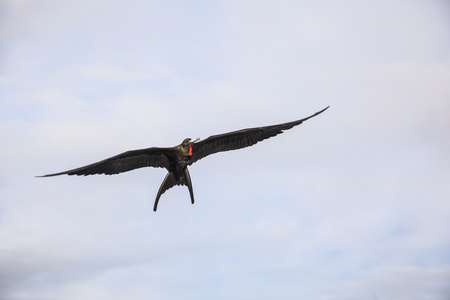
[189,138,200,143]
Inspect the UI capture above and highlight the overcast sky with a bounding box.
[1,1,450,299]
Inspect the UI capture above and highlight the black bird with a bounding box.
[38,106,329,211]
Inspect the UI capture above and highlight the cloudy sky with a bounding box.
[1,0,450,299]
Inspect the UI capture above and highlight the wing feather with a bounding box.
[38,147,173,177]
[189,106,329,164]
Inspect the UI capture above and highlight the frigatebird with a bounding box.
[38,106,329,211]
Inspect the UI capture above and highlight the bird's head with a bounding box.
[181,138,200,156]
[182,138,200,146]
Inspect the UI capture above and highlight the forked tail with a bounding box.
[153,168,195,211]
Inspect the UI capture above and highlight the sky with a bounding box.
[1,0,450,299]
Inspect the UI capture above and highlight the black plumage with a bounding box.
[38,106,329,211]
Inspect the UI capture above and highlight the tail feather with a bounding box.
[154,172,177,211]
[181,168,195,205]
[153,168,195,212]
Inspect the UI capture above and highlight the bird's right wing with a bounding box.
[189,106,329,164]
[37,147,173,177]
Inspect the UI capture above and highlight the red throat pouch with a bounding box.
[189,144,193,156]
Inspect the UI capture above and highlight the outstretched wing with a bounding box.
[189,106,329,164]
[38,147,173,177]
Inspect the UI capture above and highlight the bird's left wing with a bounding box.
[189,106,329,164]
[38,147,173,177]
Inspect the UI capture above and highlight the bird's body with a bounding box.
[38,106,329,211]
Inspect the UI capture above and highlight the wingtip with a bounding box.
[320,105,330,113]
[35,171,71,177]
[35,174,52,178]
[306,106,330,119]
[35,174,56,178]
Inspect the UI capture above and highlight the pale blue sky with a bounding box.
[1,1,450,299]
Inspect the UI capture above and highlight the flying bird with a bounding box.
[38,106,329,211]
